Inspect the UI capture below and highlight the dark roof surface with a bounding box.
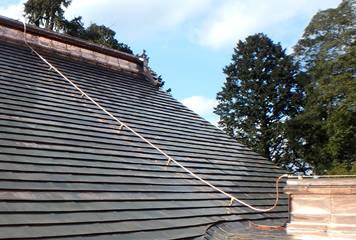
[0,30,288,239]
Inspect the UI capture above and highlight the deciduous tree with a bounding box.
[289,0,356,174]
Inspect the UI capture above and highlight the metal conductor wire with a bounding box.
[22,21,286,212]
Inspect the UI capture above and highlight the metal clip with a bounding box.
[229,198,234,206]
[165,158,172,171]
[117,124,124,134]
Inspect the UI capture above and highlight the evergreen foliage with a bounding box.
[215,1,355,175]
[23,0,132,54]
[65,20,132,53]
[214,33,303,164]
[23,0,168,92]
[24,0,71,31]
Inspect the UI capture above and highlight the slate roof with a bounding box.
[0,17,289,239]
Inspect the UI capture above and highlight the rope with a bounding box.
[22,22,287,212]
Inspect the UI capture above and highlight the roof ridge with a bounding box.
[0,15,161,86]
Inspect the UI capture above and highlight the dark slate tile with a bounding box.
[0,30,289,240]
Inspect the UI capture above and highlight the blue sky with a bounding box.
[0,0,341,125]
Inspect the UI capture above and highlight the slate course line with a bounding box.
[22,21,286,213]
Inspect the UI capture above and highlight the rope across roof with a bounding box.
[0,16,289,239]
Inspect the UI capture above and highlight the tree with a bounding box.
[24,0,71,31]
[214,33,303,164]
[80,23,132,54]
[24,0,133,54]
[23,0,168,91]
[62,16,86,37]
[289,0,356,174]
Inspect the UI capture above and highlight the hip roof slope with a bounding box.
[0,23,288,239]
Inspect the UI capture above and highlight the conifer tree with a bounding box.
[24,0,71,31]
[23,0,133,54]
[215,33,302,164]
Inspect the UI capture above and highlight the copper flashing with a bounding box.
[0,15,161,86]
[284,177,356,238]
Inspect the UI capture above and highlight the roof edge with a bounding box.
[0,15,161,86]
[284,177,356,195]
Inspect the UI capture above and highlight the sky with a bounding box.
[0,0,341,125]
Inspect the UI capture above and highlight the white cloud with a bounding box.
[0,0,25,20]
[190,0,340,49]
[64,0,340,51]
[2,0,340,51]
[181,96,219,126]
[181,95,217,115]
[65,0,212,41]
